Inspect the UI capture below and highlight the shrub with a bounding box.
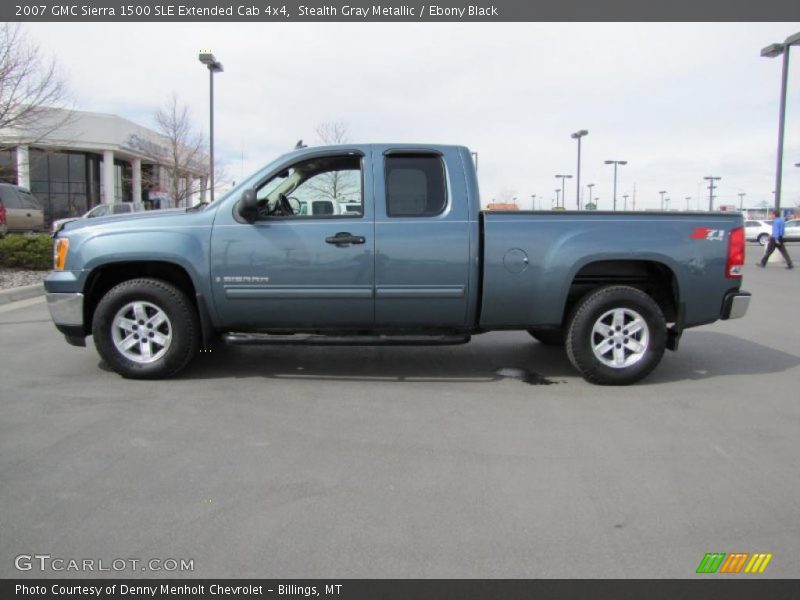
[0,234,53,270]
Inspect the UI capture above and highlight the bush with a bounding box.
[0,234,53,270]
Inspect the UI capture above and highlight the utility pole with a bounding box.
[704,176,721,211]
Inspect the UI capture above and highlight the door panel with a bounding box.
[209,151,375,331]
[372,147,473,330]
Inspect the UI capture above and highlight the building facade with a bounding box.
[0,108,208,223]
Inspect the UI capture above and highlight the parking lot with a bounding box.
[1,257,798,579]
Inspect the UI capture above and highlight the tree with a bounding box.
[0,23,72,180]
[308,120,359,204]
[152,94,208,208]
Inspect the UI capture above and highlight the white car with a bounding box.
[744,220,772,246]
[51,202,145,233]
[784,219,800,242]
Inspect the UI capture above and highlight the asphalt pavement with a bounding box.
[1,258,798,578]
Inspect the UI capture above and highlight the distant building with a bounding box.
[0,108,208,223]
[485,202,519,211]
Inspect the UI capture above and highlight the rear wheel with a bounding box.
[565,285,666,385]
[527,327,564,346]
[92,278,199,379]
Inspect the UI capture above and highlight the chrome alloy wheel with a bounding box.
[111,301,172,364]
[590,307,649,369]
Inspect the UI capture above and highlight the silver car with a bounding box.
[51,202,146,233]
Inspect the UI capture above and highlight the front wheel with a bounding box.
[757,233,769,246]
[565,286,666,385]
[92,278,199,379]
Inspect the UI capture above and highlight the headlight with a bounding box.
[54,238,69,271]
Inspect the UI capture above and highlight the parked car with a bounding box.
[784,219,800,241]
[45,143,750,385]
[51,202,146,233]
[0,183,45,233]
[744,219,772,246]
[0,196,7,238]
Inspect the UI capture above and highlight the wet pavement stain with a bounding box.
[494,367,562,385]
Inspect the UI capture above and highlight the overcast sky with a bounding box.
[27,22,800,210]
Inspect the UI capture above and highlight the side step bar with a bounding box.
[223,332,472,346]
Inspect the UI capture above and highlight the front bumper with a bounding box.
[46,292,86,346]
[721,290,751,320]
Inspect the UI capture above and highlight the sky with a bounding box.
[26,22,800,210]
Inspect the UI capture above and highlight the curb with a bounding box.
[0,283,45,306]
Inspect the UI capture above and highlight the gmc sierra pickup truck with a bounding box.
[45,144,750,385]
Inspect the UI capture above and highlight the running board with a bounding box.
[223,332,471,346]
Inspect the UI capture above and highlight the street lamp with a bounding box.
[685,196,692,211]
[738,192,746,210]
[555,175,572,208]
[530,194,537,211]
[587,183,594,209]
[571,129,588,209]
[761,31,800,212]
[704,176,721,211]
[622,194,629,210]
[659,190,667,211]
[554,188,561,208]
[604,160,627,211]
[199,50,223,202]
[664,197,670,211]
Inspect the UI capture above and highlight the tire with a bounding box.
[527,327,564,346]
[565,285,666,385]
[92,278,199,379]
[757,233,769,246]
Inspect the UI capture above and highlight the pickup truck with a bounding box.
[45,144,750,385]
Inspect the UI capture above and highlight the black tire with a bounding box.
[527,327,564,346]
[565,285,666,385]
[757,233,769,246]
[92,278,199,379]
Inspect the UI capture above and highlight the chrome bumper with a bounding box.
[721,291,751,320]
[46,292,84,326]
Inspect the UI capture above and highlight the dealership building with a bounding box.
[0,108,208,223]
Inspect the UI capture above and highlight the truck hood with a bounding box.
[57,208,189,234]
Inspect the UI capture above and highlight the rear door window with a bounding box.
[0,187,22,208]
[385,155,447,217]
[16,190,41,210]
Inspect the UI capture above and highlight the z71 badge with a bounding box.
[690,227,726,241]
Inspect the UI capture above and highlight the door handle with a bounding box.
[325,232,366,246]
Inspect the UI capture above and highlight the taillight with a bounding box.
[726,227,744,278]
[54,238,69,271]
[0,199,6,223]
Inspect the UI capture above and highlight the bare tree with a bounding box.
[152,93,209,208]
[307,120,359,204]
[0,23,73,180]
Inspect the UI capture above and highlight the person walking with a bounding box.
[758,210,794,269]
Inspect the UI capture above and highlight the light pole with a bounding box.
[555,175,572,209]
[664,197,670,211]
[659,190,667,211]
[530,194,537,210]
[622,194,629,210]
[571,129,588,209]
[587,183,594,209]
[761,32,800,212]
[554,188,561,209]
[685,196,691,211]
[199,51,223,202]
[604,160,627,211]
[704,176,721,210]
[738,192,746,211]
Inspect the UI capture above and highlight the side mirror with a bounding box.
[238,189,258,223]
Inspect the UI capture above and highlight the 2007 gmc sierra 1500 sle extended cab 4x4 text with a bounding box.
[44,144,750,385]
